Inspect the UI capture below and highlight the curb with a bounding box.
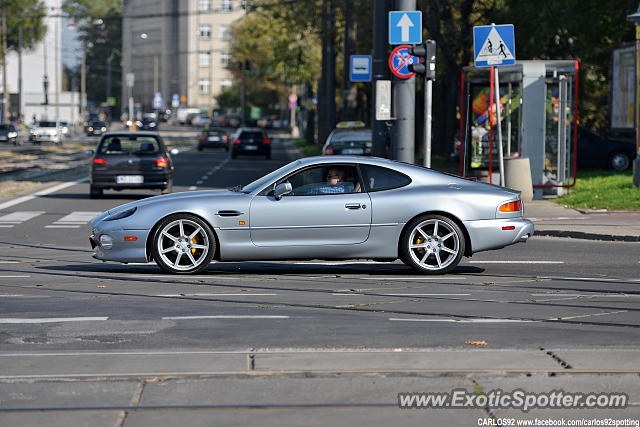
[535,230,640,242]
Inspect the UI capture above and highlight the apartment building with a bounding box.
[122,0,243,114]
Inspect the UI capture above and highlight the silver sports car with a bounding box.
[89,156,534,274]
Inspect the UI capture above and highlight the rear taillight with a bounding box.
[499,200,522,213]
[222,135,228,141]
[233,138,241,144]
[199,136,207,141]
[324,146,334,155]
[154,157,169,168]
[93,158,107,165]
[262,139,270,144]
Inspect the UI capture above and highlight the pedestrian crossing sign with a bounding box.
[473,24,516,67]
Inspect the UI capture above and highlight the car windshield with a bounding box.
[97,136,162,154]
[0,124,13,131]
[92,121,106,127]
[239,161,301,194]
[37,121,57,128]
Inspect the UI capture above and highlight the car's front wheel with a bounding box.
[151,214,216,274]
[609,151,631,171]
[400,214,465,274]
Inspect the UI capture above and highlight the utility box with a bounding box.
[458,60,579,199]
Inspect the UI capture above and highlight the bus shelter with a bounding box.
[458,60,580,199]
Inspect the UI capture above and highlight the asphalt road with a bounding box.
[1,139,639,426]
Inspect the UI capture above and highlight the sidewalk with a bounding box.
[525,199,640,242]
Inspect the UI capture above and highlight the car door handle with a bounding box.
[345,203,362,210]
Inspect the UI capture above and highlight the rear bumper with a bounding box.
[91,172,172,189]
[464,218,534,254]
[232,145,270,155]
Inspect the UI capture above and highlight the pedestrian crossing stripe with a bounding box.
[0,211,100,228]
[476,27,514,64]
[0,211,45,224]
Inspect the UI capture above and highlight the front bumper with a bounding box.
[464,218,534,254]
[90,224,151,263]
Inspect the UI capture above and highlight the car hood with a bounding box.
[106,190,234,215]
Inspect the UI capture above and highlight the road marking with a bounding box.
[0,317,108,324]
[188,186,197,190]
[553,310,628,321]
[532,293,640,298]
[0,211,45,225]
[0,178,88,211]
[0,261,19,264]
[156,293,278,297]
[380,293,471,296]
[471,261,565,264]
[196,180,203,185]
[0,225,13,228]
[161,315,289,320]
[357,277,467,281]
[45,225,81,229]
[389,317,533,323]
[0,275,30,278]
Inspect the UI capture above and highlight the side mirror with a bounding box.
[274,182,292,200]
[170,148,179,155]
[84,149,95,155]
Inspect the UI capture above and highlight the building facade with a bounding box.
[122,0,243,115]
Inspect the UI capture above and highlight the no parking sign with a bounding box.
[388,45,419,79]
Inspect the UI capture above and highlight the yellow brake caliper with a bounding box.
[414,235,424,256]
[191,236,200,255]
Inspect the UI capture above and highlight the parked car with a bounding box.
[89,132,175,198]
[87,121,108,137]
[89,156,534,275]
[197,128,228,151]
[577,127,636,171]
[230,128,271,159]
[322,127,373,156]
[0,123,19,145]
[30,121,63,144]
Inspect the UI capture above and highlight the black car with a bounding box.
[90,132,174,198]
[0,123,19,145]
[87,121,108,136]
[230,128,271,159]
[137,117,158,131]
[577,127,636,171]
[197,128,228,151]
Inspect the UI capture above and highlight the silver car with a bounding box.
[89,156,534,275]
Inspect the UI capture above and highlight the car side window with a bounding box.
[267,165,363,196]
[360,164,411,192]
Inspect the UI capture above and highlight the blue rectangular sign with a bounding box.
[389,11,422,45]
[473,24,516,67]
[350,55,372,82]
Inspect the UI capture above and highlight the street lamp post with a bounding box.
[628,4,640,187]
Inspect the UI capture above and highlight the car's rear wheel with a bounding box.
[89,185,103,199]
[400,214,465,275]
[609,152,631,171]
[151,214,215,274]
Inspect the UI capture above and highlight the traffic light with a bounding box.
[408,40,436,80]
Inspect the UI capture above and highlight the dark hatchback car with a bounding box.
[89,132,174,198]
[137,117,158,131]
[577,127,636,171]
[197,128,228,151]
[230,128,271,159]
[322,128,373,156]
[0,123,19,145]
[87,121,108,137]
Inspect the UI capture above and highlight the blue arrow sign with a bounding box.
[389,11,422,45]
[473,24,516,67]
[350,55,372,82]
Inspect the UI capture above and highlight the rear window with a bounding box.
[331,130,372,142]
[360,164,411,192]
[37,121,56,127]
[98,136,162,154]
[239,131,263,139]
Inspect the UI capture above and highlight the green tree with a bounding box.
[1,0,47,53]
[62,0,122,114]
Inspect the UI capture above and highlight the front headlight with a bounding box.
[105,207,137,221]
[8,132,17,138]
[99,234,113,249]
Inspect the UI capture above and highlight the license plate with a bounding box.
[244,145,258,150]
[116,175,144,184]
[208,136,220,142]
[342,148,364,155]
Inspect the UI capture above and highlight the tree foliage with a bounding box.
[62,0,122,110]
[2,0,47,54]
